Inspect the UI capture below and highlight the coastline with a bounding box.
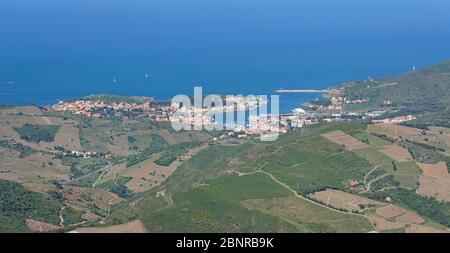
[275,89,329,93]
[0,90,324,114]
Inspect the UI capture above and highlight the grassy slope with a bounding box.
[262,135,372,194]
[162,142,254,194]
[351,133,421,189]
[107,122,376,232]
[158,122,373,196]
[108,121,448,231]
[343,60,450,126]
[367,188,450,228]
[61,207,84,226]
[238,122,373,194]
[136,174,372,233]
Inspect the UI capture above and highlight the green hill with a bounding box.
[108,173,373,233]
[105,121,449,231]
[0,180,61,232]
[106,122,380,232]
[342,60,450,126]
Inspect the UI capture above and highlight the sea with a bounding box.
[1,0,450,113]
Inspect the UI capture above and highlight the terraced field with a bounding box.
[417,162,450,202]
[23,183,123,210]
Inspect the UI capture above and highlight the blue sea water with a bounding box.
[1,0,450,113]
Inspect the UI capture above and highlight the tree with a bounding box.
[392,161,398,172]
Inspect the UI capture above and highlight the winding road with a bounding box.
[66,159,125,185]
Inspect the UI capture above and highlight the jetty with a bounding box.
[275,89,329,93]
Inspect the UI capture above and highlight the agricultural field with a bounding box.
[428,126,450,147]
[78,118,133,155]
[365,203,433,232]
[393,162,421,189]
[379,144,413,162]
[0,104,213,186]
[260,134,373,194]
[0,107,84,183]
[53,121,82,151]
[368,123,449,155]
[102,122,445,233]
[0,150,70,183]
[416,162,450,202]
[365,188,450,228]
[122,173,374,233]
[349,132,422,190]
[26,218,59,232]
[121,156,178,193]
[95,144,208,193]
[155,124,375,196]
[23,183,123,211]
[352,131,393,148]
[156,142,254,194]
[60,186,124,210]
[321,130,369,150]
[308,189,384,213]
[306,188,448,232]
[72,220,147,233]
[306,189,446,232]
[1,102,448,233]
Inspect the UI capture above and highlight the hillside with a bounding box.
[341,61,450,127]
[0,85,449,232]
[0,104,213,231]
[107,122,449,233]
[0,180,61,232]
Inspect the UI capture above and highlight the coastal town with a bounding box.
[51,90,417,141]
[52,99,172,122]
